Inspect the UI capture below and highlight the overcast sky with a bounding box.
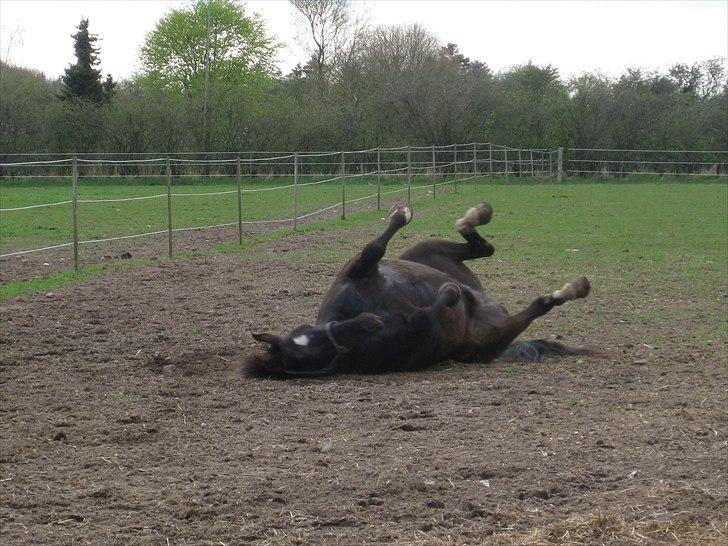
[1,0,726,81]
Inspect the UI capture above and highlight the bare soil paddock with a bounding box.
[1,213,726,544]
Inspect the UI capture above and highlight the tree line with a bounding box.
[1,0,725,156]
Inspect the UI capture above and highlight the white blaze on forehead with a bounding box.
[404,207,412,222]
[292,335,310,347]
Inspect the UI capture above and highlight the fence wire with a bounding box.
[1,142,725,265]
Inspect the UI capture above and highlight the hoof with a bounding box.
[552,276,590,301]
[571,276,590,299]
[456,202,493,234]
[388,204,413,227]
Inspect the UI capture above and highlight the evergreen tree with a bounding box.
[59,18,111,104]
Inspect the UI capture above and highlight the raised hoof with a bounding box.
[552,276,591,301]
[388,204,413,227]
[456,202,493,234]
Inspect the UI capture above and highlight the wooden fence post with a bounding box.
[518,148,522,177]
[236,156,243,243]
[472,142,477,176]
[431,145,436,198]
[407,146,412,205]
[376,148,381,210]
[341,151,346,220]
[166,156,173,258]
[504,148,509,181]
[72,155,79,272]
[530,150,535,177]
[558,147,564,182]
[293,152,299,230]
[453,144,458,193]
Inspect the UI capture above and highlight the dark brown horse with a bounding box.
[248,202,592,376]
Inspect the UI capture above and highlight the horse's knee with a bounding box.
[438,282,462,307]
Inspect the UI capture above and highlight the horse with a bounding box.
[247,201,593,376]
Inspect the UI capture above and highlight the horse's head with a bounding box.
[248,313,384,376]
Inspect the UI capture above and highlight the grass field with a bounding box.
[1,174,725,253]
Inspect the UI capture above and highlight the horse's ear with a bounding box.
[252,332,282,348]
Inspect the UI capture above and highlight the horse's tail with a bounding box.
[499,339,603,362]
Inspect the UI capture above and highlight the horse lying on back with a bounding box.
[247,201,593,376]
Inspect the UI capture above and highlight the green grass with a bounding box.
[0,175,425,252]
[1,175,726,305]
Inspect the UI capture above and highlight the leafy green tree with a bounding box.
[0,63,57,153]
[59,18,112,104]
[139,0,278,151]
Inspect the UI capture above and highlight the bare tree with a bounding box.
[290,0,356,80]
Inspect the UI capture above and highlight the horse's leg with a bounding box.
[454,202,494,249]
[400,282,464,344]
[346,204,412,279]
[399,202,494,290]
[471,277,591,361]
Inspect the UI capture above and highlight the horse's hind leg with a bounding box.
[346,204,412,279]
[455,202,494,251]
[473,277,591,361]
[399,203,494,290]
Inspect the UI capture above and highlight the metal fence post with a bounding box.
[453,144,458,193]
[558,147,564,182]
[236,156,243,244]
[376,148,381,210]
[166,156,173,258]
[293,152,299,230]
[340,151,346,220]
[431,145,436,198]
[407,146,412,205]
[71,155,79,272]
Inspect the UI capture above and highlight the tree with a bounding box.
[140,0,277,150]
[290,0,356,82]
[59,18,112,104]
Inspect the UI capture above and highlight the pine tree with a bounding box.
[59,18,110,104]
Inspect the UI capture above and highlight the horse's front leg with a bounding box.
[345,204,412,279]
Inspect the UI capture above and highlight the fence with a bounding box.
[1,142,725,271]
[0,142,560,269]
[566,148,728,177]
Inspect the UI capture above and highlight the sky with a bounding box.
[0,0,726,82]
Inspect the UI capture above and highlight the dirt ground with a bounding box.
[1,218,726,545]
